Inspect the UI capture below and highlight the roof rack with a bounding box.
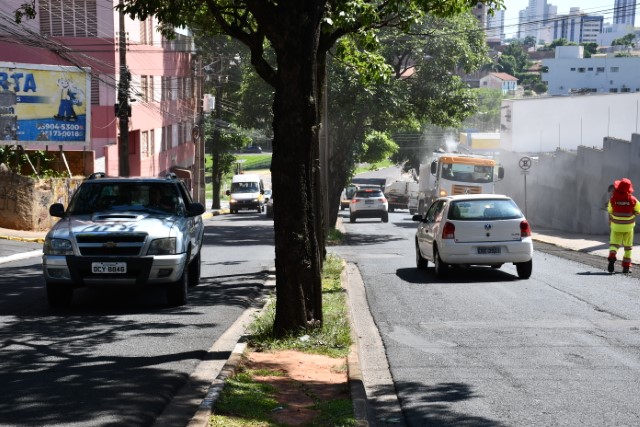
[86,172,106,180]
[165,173,178,180]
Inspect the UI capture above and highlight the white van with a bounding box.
[226,174,265,213]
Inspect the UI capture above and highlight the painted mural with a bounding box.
[0,62,91,146]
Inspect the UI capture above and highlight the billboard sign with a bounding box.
[0,62,91,146]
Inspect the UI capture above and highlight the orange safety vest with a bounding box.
[609,191,640,230]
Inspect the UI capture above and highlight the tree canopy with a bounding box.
[17,0,504,336]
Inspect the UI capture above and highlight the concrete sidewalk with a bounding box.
[531,227,640,266]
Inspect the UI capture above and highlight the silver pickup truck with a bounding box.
[42,173,205,308]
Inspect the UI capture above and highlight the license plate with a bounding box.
[365,200,374,205]
[92,262,127,274]
[478,247,501,254]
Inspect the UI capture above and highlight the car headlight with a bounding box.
[44,238,73,255]
[148,238,177,255]
[252,198,258,203]
[229,198,237,204]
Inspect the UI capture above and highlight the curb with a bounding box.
[0,235,45,244]
[343,264,371,427]
[182,278,275,427]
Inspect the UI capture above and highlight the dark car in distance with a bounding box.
[242,145,263,153]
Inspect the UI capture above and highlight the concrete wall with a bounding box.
[496,133,640,235]
[0,172,83,231]
[500,93,640,153]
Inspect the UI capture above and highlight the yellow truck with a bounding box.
[417,153,504,215]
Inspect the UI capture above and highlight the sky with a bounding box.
[501,0,635,38]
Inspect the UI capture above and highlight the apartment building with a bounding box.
[0,0,200,185]
[552,8,604,44]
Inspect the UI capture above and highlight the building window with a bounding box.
[39,0,98,37]
[149,129,155,156]
[610,88,618,93]
[570,67,576,71]
[621,87,631,93]
[611,67,619,72]
[141,76,149,102]
[140,18,153,45]
[141,131,149,157]
[91,75,99,105]
[578,68,585,73]
[597,67,605,72]
[587,67,593,71]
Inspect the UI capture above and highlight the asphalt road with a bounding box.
[0,212,274,427]
[332,209,640,427]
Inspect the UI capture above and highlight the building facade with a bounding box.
[552,8,604,44]
[0,0,201,190]
[542,46,640,95]
[518,0,558,44]
[614,0,636,27]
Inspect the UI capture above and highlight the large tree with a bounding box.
[18,0,502,336]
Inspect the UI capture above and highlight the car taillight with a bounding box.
[442,222,455,239]
[351,199,358,204]
[379,197,387,203]
[520,220,531,237]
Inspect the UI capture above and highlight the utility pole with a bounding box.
[117,0,130,177]
[192,56,206,205]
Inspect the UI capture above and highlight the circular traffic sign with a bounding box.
[519,156,532,170]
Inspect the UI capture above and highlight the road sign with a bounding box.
[519,157,532,170]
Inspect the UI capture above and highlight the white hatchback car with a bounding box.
[349,188,389,223]
[413,194,533,278]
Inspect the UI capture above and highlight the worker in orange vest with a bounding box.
[607,178,640,274]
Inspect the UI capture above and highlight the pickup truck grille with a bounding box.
[75,233,147,256]
[451,185,482,195]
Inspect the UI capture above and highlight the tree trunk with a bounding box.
[270,3,325,337]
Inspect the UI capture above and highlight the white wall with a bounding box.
[500,93,640,152]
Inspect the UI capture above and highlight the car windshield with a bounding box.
[441,163,494,184]
[448,199,523,220]
[67,182,180,215]
[230,182,260,193]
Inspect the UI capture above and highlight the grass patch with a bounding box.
[326,228,344,246]
[353,159,394,175]
[246,254,350,358]
[210,254,355,427]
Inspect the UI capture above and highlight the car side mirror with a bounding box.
[412,214,423,222]
[225,190,231,196]
[187,203,206,217]
[49,203,65,218]
[497,166,505,180]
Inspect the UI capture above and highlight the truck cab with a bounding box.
[417,154,504,215]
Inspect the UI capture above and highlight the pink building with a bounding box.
[1,1,201,190]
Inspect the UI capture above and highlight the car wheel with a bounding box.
[382,213,389,223]
[433,246,448,277]
[167,265,188,306]
[516,260,532,279]
[188,251,201,287]
[416,241,428,270]
[46,282,73,308]
[350,215,356,223]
